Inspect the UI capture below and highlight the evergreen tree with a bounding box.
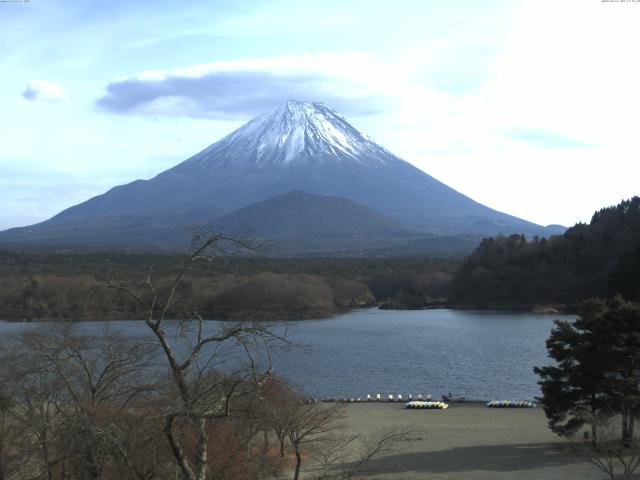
[535,297,640,445]
[610,245,640,302]
[452,197,640,307]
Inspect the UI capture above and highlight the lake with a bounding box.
[0,308,573,401]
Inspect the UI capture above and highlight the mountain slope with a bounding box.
[0,100,563,251]
[0,191,481,255]
[215,191,402,237]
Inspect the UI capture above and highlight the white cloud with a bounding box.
[21,79,65,102]
[357,0,640,227]
[97,52,400,118]
[477,0,640,149]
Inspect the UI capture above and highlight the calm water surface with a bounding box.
[0,308,573,401]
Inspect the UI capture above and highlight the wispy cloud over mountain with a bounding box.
[96,53,392,119]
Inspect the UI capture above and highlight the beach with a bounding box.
[321,403,606,480]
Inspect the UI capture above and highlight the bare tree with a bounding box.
[0,390,23,480]
[0,331,66,480]
[256,375,300,458]
[111,232,290,480]
[309,428,420,480]
[579,414,640,480]
[96,405,172,480]
[0,393,8,480]
[286,401,343,480]
[0,325,161,480]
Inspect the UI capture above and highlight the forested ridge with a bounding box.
[2,198,640,320]
[450,197,640,308]
[0,253,454,321]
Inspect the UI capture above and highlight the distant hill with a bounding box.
[215,191,401,237]
[450,197,640,307]
[0,100,563,253]
[213,191,481,256]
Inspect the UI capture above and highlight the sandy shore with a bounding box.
[314,403,607,480]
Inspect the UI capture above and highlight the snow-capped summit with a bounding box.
[178,100,401,170]
[0,100,563,250]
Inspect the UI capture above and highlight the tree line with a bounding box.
[0,253,454,321]
[450,197,640,308]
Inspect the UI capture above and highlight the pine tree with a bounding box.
[610,245,640,302]
[535,297,640,445]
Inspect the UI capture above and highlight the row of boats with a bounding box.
[485,400,536,408]
[366,394,433,402]
[405,401,449,409]
[405,400,536,410]
[321,395,536,408]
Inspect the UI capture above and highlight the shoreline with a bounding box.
[317,399,533,405]
[0,304,577,323]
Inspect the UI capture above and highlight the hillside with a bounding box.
[211,191,479,255]
[215,191,402,237]
[450,197,640,308]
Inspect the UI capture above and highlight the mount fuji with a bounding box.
[0,100,563,253]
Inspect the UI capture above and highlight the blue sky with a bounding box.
[1,0,639,230]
